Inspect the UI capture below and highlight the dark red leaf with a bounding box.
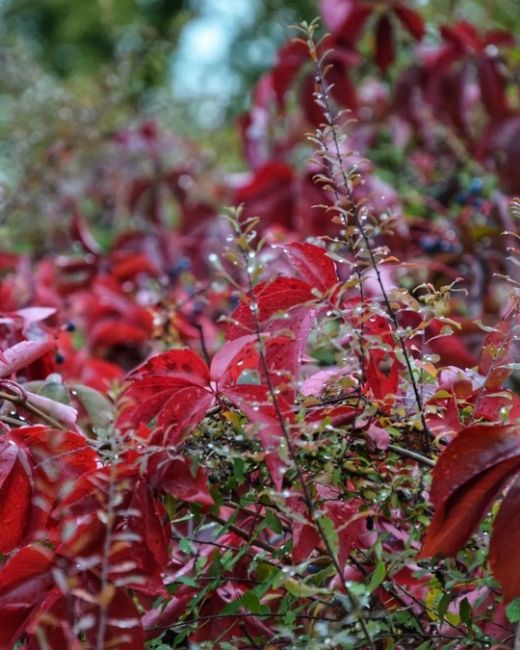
[324,499,375,566]
[328,58,358,110]
[121,349,214,440]
[419,456,519,557]
[440,21,481,52]
[271,39,309,108]
[129,349,210,385]
[89,320,151,348]
[375,14,395,73]
[394,3,425,40]
[300,72,327,126]
[419,424,520,557]
[70,210,101,256]
[478,56,509,117]
[363,315,399,407]
[234,162,296,230]
[489,473,520,602]
[335,3,373,47]
[25,587,81,650]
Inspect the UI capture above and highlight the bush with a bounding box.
[0,1,519,648]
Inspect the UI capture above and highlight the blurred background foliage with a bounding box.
[0,0,519,243]
[1,0,518,136]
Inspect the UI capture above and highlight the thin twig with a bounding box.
[232,214,377,650]
[0,388,65,430]
[306,26,431,453]
[387,443,435,467]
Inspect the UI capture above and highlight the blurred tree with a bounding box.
[226,0,318,91]
[0,0,191,80]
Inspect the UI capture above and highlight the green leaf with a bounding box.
[175,575,198,588]
[265,509,283,534]
[40,377,72,404]
[459,597,472,626]
[220,599,241,616]
[241,590,269,615]
[179,538,194,555]
[71,384,115,429]
[232,457,245,483]
[438,592,451,620]
[367,561,386,593]
[283,577,325,598]
[506,597,520,623]
[318,515,339,559]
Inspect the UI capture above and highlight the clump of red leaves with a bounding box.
[0,1,519,648]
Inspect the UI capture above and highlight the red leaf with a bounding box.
[129,480,170,569]
[156,386,214,444]
[0,340,56,379]
[129,349,210,385]
[479,115,520,194]
[210,335,259,387]
[0,545,54,649]
[394,3,425,40]
[25,587,81,650]
[271,39,309,108]
[0,441,31,554]
[287,495,321,563]
[89,320,151,348]
[440,21,480,52]
[225,277,314,341]
[328,58,358,110]
[161,456,214,506]
[364,315,399,407]
[225,384,293,490]
[10,426,98,482]
[324,499,375,566]
[121,349,215,441]
[375,14,395,72]
[430,425,520,506]
[300,71,327,126]
[478,57,509,117]
[111,251,159,281]
[426,319,476,369]
[280,242,337,294]
[70,210,101,256]
[84,588,145,650]
[234,162,296,230]
[335,3,373,47]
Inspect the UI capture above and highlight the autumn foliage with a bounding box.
[0,0,519,648]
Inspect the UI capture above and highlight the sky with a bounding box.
[171,0,259,126]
